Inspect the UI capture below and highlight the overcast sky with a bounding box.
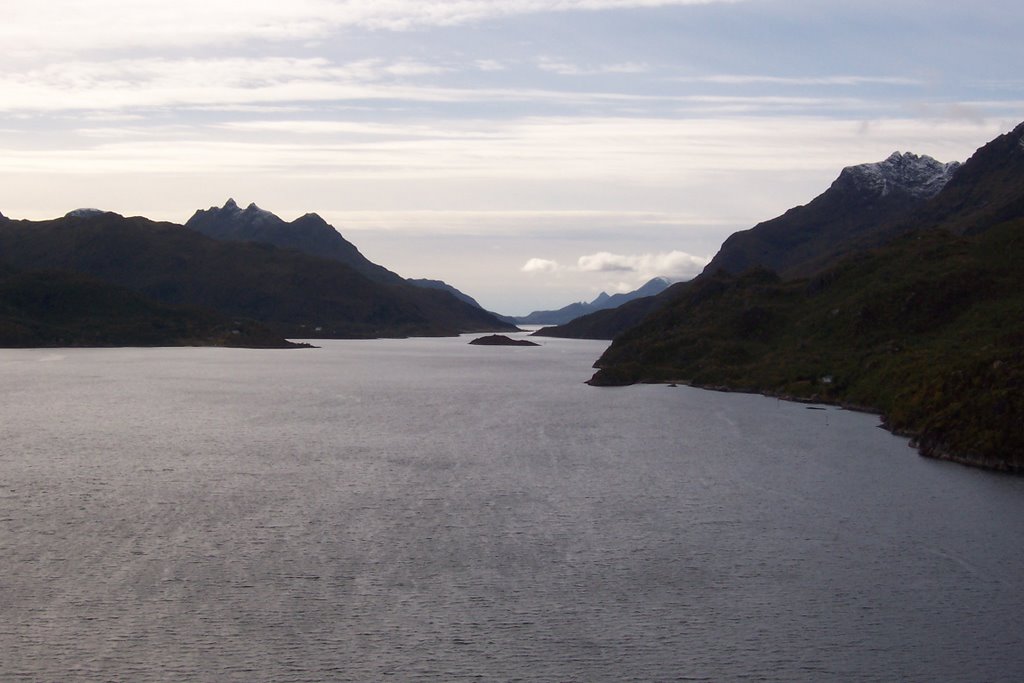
[1,0,1020,314]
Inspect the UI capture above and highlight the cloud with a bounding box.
[475,60,507,72]
[682,74,924,87]
[577,251,709,279]
[537,58,652,76]
[0,57,467,113]
[523,250,709,280]
[522,258,561,273]
[1,115,1005,188]
[1,1,746,55]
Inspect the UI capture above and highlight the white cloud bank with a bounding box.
[523,250,709,281]
[522,258,562,274]
[577,250,708,277]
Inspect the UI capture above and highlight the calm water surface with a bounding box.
[1,335,1023,681]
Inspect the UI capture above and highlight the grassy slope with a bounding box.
[0,270,302,348]
[590,221,1024,471]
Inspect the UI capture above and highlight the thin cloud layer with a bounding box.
[2,0,743,54]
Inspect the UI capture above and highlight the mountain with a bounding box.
[187,200,491,308]
[702,152,959,279]
[186,199,405,284]
[893,124,1024,236]
[0,269,301,348]
[516,277,672,325]
[538,150,965,341]
[406,278,483,308]
[587,121,1024,471]
[0,211,516,339]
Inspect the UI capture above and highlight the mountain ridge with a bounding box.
[585,121,1024,471]
[536,144,989,342]
[187,199,492,310]
[186,199,406,285]
[700,150,961,280]
[0,211,516,339]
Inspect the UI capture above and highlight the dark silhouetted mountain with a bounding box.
[897,121,1024,236]
[187,199,495,311]
[0,212,516,339]
[587,122,1024,471]
[406,278,483,308]
[186,199,405,284]
[0,269,301,348]
[702,152,959,279]
[516,277,672,325]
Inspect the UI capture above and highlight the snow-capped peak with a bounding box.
[840,152,961,200]
[206,198,281,226]
[65,208,108,218]
[240,202,280,226]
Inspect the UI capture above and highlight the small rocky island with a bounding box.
[468,334,540,347]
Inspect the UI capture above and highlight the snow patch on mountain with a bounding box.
[65,208,109,218]
[206,198,282,227]
[840,152,961,200]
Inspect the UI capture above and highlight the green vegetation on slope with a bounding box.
[590,222,1024,471]
[0,270,303,348]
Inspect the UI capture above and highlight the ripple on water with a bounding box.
[1,341,1023,682]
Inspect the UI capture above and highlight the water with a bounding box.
[1,336,1022,682]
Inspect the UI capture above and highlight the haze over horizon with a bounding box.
[1,0,1021,315]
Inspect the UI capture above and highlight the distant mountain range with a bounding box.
[515,277,672,325]
[0,207,516,345]
[577,121,1024,472]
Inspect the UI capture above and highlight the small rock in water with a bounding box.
[468,334,540,347]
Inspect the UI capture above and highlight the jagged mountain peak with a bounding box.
[838,151,960,200]
[240,202,280,225]
[194,199,284,228]
[185,200,407,285]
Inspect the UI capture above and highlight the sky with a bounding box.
[0,1,1021,315]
